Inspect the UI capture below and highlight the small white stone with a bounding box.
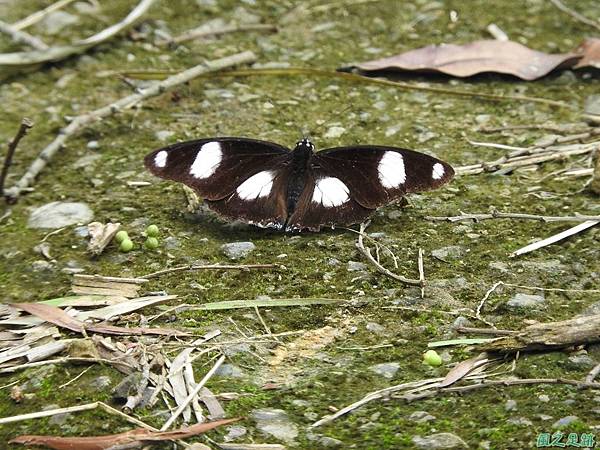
[323,126,346,138]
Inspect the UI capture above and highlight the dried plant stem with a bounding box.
[510,220,599,257]
[161,355,225,430]
[586,363,600,384]
[476,281,502,328]
[425,210,600,223]
[170,23,277,44]
[356,222,421,286]
[144,262,278,279]
[0,356,135,374]
[3,50,256,201]
[0,118,33,199]
[312,374,600,427]
[0,20,48,50]
[549,0,600,32]
[11,0,77,30]
[456,141,599,175]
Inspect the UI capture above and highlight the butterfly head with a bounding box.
[294,137,315,153]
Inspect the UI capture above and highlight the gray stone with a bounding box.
[324,126,346,138]
[409,410,436,423]
[507,417,533,426]
[431,246,464,260]
[316,436,344,448]
[40,11,78,35]
[369,362,400,379]
[221,241,256,259]
[252,408,298,443]
[32,260,53,272]
[89,376,111,389]
[223,425,247,442]
[412,432,468,449]
[505,399,517,411]
[520,259,566,274]
[584,95,600,116]
[327,258,340,266]
[567,354,595,369]
[347,261,367,272]
[451,316,472,330]
[28,202,93,229]
[73,153,101,169]
[538,394,550,403]
[155,130,175,141]
[215,363,245,378]
[488,261,509,273]
[366,322,385,334]
[86,140,99,150]
[163,236,180,250]
[43,404,71,425]
[507,292,545,309]
[552,415,579,428]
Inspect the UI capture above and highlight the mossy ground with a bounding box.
[1,0,599,448]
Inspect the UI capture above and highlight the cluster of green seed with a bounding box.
[114,225,160,252]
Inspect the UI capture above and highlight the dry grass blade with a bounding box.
[12,302,189,337]
[439,353,489,388]
[9,418,239,449]
[510,220,599,257]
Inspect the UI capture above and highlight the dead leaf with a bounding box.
[87,222,121,256]
[350,40,581,80]
[11,303,189,337]
[439,353,489,388]
[574,37,600,69]
[10,417,239,449]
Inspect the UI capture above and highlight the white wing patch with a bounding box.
[236,171,274,200]
[312,177,349,207]
[190,141,222,179]
[154,150,168,168]
[432,162,445,180]
[378,151,406,188]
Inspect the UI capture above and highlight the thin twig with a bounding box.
[0,20,48,50]
[549,0,600,32]
[143,263,279,279]
[511,220,599,257]
[169,23,277,45]
[0,118,33,199]
[3,51,256,201]
[455,327,516,336]
[418,249,425,299]
[58,366,92,389]
[355,222,421,286]
[425,210,600,223]
[160,355,225,430]
[11,0,78,30]
[476,282,502,328]
[586,363,600,384]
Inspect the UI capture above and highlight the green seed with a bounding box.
[146,224,159,237]
[115,230,129,243]
[145,237,159,249]
[119,239,134,252]
[423,350,442,367]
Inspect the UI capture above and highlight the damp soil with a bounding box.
[0,0,599,449]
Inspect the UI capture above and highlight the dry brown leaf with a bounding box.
[11,303,189,337]
[439,352,489,388]
[10,417,239,449]
[87,222,121,256]
[351,40,581,80]
[574,37,600,69]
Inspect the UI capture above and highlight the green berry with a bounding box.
[146,224,159,237]
[119,238,134,252]
[115,230,129,243]
[145,237,159,249]
[423,349,442,367]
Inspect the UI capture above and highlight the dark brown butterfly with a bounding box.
[144,137,454,231]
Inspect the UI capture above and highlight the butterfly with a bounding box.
[144,137,454,232]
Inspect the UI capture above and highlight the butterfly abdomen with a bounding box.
[285,141,314,213]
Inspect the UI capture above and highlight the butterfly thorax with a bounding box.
[286,139,315,213]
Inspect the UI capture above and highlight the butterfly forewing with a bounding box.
[144,138,291,200]
[312,146,454,209]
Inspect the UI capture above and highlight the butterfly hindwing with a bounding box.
[144,138,291,200]
[312,146,455,209]
[285,168,374,231]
